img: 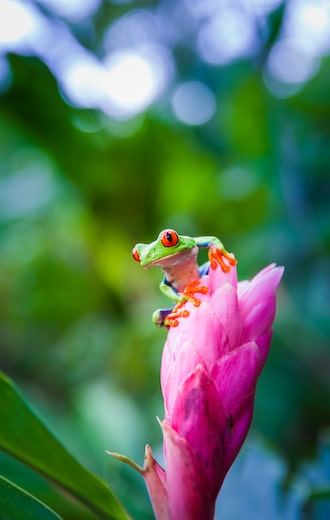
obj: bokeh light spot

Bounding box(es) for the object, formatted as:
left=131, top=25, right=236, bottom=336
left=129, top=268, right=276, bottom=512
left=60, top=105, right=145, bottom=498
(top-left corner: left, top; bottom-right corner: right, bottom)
left=264, top=38, right=320, bottom=97
left=267, top=40, right=319, bottom=84
left=197, top=7, right=258, bottom=65
left=38, top=0, right=102, bottom=20
left=285, top=0, right=330, bottom=56
left=101, top=46, right=173, bottom=119
left=219, top=167, right=259, bottom=201
left=104, top=9, right=174, bottom=50
left=58, top=52, right=105, bottom=108
left=240, top=0, right=283, bottom=15
left=0, top=168, right=55, bottom=219
left=171, top=81, right=216, bottom=126
left=0, top=0, right=40, bottom=50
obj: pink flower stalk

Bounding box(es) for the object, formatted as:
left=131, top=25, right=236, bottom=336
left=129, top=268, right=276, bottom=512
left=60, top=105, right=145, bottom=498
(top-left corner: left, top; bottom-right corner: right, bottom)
left=110, top=262, right=283, bottom=520
left=144, top=262, right=283, bottom=520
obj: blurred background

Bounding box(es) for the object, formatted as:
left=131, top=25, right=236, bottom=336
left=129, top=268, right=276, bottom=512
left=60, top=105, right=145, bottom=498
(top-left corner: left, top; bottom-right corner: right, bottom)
left=0, top=0, right=329, bottom=518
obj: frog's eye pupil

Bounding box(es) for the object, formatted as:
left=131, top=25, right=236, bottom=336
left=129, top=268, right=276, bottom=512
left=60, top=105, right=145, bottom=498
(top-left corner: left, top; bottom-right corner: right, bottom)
left=132, top=247, right=140, bottom=262
left=160, top=229, right=179, bottom=247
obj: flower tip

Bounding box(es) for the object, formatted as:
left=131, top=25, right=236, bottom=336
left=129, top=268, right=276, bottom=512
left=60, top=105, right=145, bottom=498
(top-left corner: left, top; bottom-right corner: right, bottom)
left=156, top=415, right=163, bottom=427
left=144, top=444, right=156, bottom=471
left=106, top=450, right=144, bottom=474
left=270, top=264, right=285, bottom=287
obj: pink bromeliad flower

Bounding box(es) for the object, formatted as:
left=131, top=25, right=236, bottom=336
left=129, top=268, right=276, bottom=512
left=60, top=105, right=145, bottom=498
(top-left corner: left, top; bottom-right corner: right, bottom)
left=111, top=232, right=283, bottom=520
left=157, top=262, right=283, bottom=519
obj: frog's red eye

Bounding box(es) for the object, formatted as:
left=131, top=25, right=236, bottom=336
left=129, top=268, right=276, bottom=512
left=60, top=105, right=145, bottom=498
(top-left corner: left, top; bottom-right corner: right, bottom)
left=160, top=229, right=179, bottom=248
left=132, top=247, right=140, bottom=262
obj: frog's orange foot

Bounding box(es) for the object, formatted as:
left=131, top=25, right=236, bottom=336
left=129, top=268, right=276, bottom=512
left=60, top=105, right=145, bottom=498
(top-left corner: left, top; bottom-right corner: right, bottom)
left=182, top=280, right=208, bottom=307
left=164, top=282, right=209, bottom=327
left=164, top=303, right=190, bottom=327
left=208, top=246, right=237, bottom=273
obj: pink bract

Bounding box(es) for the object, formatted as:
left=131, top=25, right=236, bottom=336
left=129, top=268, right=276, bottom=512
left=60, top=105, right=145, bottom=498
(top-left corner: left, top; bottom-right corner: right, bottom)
left=145, top=262, right=283, bottom=520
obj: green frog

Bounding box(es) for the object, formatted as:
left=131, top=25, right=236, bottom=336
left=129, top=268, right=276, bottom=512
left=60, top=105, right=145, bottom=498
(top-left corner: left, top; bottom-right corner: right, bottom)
left=132, top=229, right=236, bottom=327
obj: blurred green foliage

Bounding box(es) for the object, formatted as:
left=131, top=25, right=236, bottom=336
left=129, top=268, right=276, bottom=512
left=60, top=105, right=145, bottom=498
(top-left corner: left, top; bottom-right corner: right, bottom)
left=0, top=372, right=129, bottom=520
left=0, top=0, right=330, bottom=518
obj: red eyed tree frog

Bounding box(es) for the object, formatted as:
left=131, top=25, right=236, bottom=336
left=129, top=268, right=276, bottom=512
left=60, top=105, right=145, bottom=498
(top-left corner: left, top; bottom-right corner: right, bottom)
left=132, top=229, right=237, bottom=328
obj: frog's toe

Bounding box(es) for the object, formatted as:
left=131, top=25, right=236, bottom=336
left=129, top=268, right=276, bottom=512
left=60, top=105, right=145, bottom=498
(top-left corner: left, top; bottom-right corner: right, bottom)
left=208, top=246, right=237, bottom=273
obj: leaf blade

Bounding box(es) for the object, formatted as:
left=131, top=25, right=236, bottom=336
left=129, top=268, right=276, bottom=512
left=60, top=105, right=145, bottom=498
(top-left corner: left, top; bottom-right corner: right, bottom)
left=0, top=372, right=130, bottom=520
left=0, top=475, right=62, bottom=520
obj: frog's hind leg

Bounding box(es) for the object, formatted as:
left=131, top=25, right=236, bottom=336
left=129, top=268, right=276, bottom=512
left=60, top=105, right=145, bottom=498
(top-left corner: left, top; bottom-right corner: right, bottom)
left=152, top=308, right=174, bottom=327
left=157, top=302, right=190, bottom=328
left=153, top=305, right=190, bottom=328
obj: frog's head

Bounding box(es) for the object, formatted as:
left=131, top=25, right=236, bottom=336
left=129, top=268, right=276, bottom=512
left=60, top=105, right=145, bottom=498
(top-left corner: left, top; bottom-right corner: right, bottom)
left=132, top=229, right=196, bottom=268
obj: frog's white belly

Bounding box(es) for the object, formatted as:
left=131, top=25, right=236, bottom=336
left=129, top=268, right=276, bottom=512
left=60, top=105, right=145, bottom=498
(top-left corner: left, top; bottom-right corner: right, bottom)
left=153, top=247, right=200, bottom=293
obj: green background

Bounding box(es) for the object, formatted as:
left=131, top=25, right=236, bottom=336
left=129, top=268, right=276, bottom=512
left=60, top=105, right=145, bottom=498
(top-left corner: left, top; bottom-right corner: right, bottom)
left=0, top=1, right=329, bottom=518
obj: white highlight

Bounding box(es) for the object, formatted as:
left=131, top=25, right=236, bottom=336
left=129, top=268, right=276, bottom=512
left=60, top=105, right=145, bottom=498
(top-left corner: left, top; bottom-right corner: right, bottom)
left=0, top=1, right=173, bottom=118
left=0, top=0, right=41, bottom=50
left=284, top=0, right=330, bottom=55
left=58, top=53, right=105, bottom=108
left=1, top=0, right=330, bottom=109
left=100, top=46, right=173, bottom=119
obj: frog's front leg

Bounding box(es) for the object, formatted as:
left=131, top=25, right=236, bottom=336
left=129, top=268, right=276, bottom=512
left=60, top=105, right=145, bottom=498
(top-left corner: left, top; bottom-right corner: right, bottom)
left=155, top=279, right=208, bottom=327
left=196, top=236, right=237, bottom=273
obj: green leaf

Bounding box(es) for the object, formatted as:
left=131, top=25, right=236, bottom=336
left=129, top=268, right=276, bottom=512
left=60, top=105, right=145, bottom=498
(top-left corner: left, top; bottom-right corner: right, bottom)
left=0, top=475, right=62, bottom=520
left=0, top=372, right=130, bottom=520
left=308, top=487, right=330, bottom=502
